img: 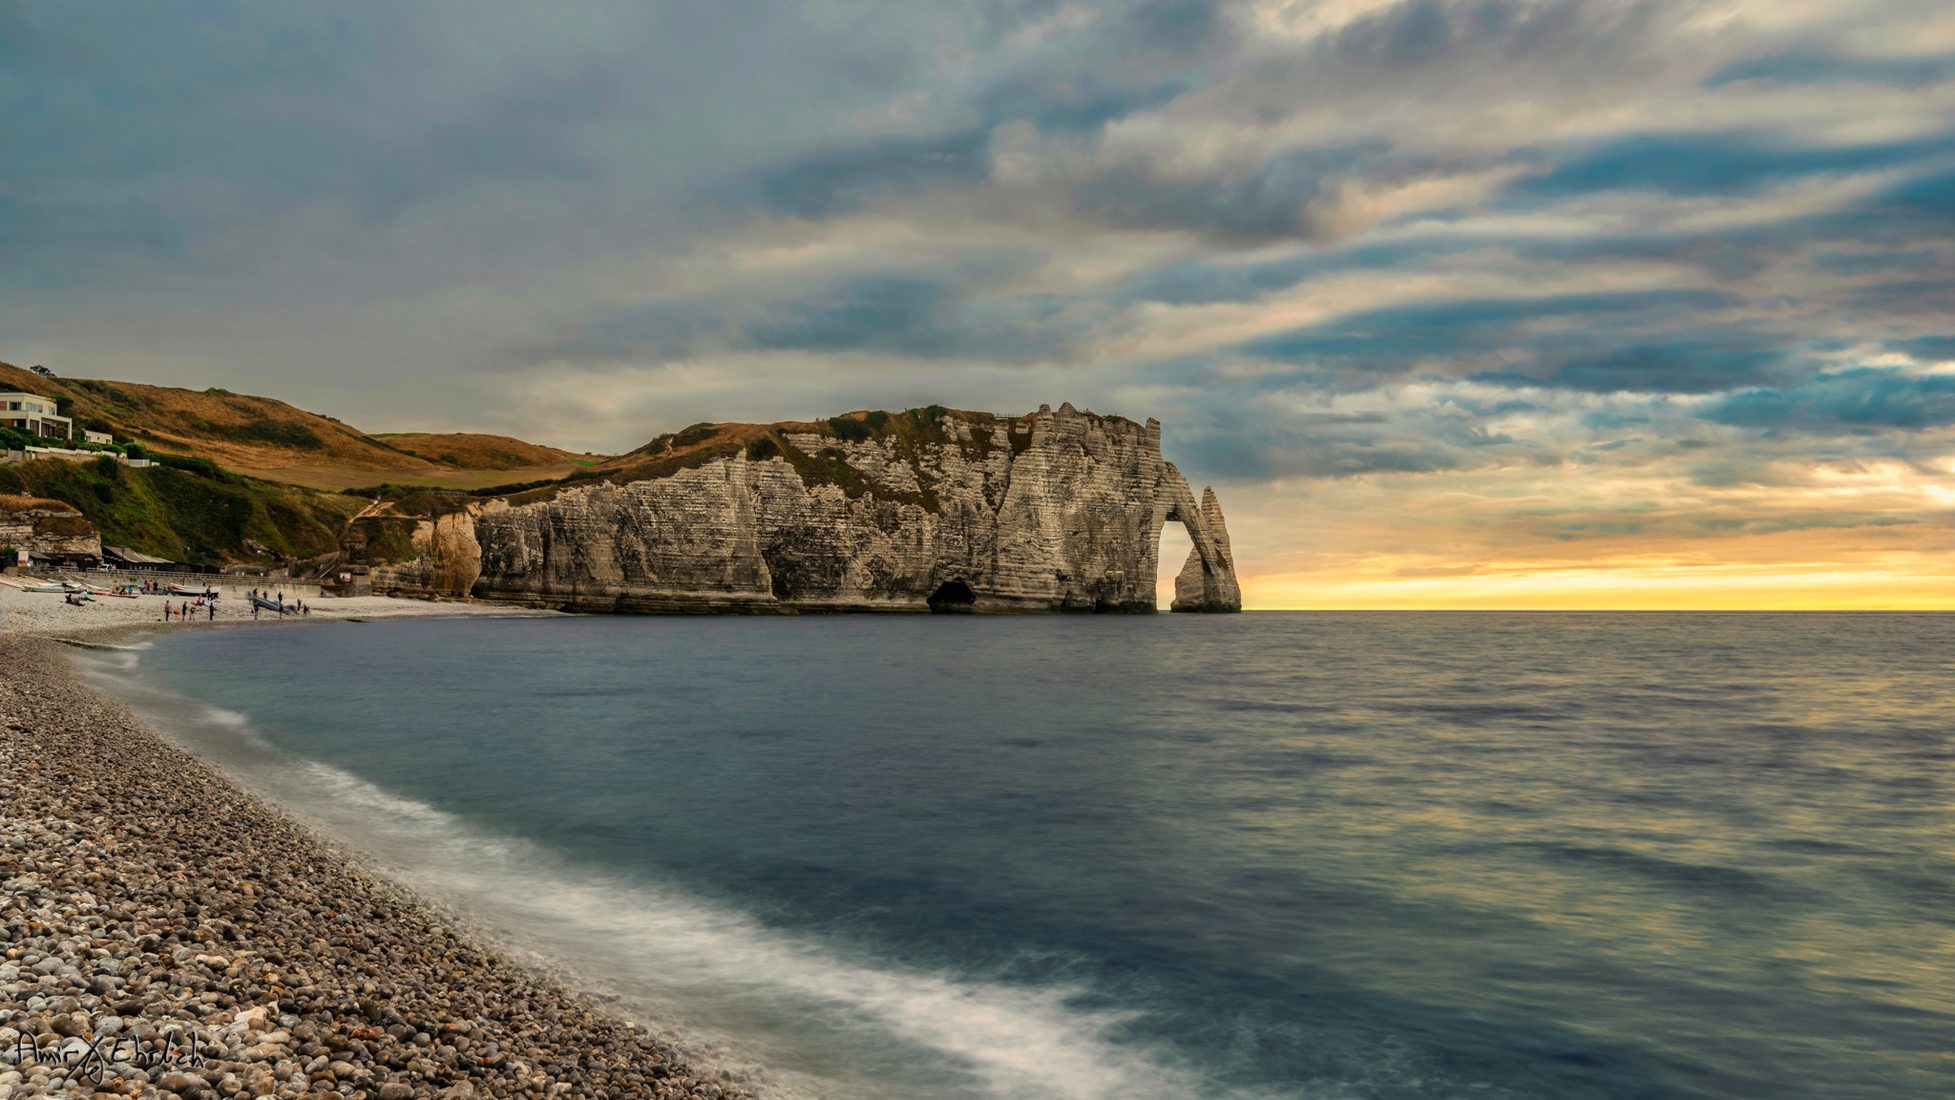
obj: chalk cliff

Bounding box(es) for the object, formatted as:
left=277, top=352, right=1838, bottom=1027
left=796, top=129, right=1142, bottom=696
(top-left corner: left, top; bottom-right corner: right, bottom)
left=354, top=404, right=1241, bottom=613
left=0, top=495, right=101, bottom=561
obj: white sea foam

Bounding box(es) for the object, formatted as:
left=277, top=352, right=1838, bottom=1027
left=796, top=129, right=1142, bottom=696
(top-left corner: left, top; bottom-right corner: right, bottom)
left=198, top=704, right=275, bottom=748
left=283, top=756, right=1264, bottom=1100
left=73, top=653, right=270, bottom=752
left=76, top=645, right=146, bottom=674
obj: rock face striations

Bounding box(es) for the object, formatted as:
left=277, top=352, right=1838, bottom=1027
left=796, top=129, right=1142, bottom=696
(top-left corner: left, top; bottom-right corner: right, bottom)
left=355, top=404, right=1241, bottom=613
left=0, top=495, right=101, bottom=562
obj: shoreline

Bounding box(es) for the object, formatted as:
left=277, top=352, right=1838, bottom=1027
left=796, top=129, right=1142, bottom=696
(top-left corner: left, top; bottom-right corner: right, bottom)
left=0, top=583, right=566, bottom=647
left=0, top=599, right=762, bottom=1098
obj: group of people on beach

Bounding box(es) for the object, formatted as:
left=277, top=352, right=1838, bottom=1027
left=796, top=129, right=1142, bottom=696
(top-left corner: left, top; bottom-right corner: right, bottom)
left=150, top=587, right=316, bottom=622
left=247, top=587, right=310, bottom=618
left=161, top=597, right=216, bottom=622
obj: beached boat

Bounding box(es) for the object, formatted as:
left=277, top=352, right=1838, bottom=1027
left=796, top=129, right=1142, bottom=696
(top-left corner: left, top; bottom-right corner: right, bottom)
left=22, top=581, right=85, bottom=594
left=168, top=583, right=220, bottom=598
left=250, top=594, right=294, bottom=614
left=89, top=582, right=143, bottom=599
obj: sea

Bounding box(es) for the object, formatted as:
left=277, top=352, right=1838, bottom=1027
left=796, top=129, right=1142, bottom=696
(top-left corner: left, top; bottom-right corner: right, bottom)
left=79, top=612, right=1955, bottom=1100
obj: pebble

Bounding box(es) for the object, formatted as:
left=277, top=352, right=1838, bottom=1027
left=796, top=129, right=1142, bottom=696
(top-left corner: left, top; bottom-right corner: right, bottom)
left=0, top=634, right=762, bottom=1098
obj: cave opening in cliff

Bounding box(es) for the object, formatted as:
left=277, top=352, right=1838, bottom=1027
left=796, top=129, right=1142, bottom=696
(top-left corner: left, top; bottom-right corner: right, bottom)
left=927, top=579, right=977, bottom=613
left=1157, top=521, right=1193, bottom=609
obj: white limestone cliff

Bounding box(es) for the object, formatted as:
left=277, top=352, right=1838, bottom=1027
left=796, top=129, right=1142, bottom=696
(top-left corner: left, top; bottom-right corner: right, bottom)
left=360, top=405, right=1242, bottom=613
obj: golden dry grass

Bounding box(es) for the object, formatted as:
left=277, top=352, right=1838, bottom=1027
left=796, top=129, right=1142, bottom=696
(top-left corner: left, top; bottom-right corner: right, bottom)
left=231, top=462, right=589, bottom=492
left=371, top=432, right=594, bottom=470
left=0, top=493, right=81, bottom=514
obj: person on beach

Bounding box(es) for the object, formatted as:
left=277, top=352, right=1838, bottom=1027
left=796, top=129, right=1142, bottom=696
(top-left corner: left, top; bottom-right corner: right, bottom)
left=163, top=600, right=171, bottom=621
left=208, top=601, right=215, bottom=622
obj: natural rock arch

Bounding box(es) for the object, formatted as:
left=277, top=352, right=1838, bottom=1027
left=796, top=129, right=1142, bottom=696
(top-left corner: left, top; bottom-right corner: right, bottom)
left=1156, top=472, right=1242, bottom=613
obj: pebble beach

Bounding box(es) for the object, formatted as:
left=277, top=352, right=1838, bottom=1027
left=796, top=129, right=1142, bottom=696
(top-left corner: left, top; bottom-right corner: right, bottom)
left=0, top=586, right=759, bottom=1099
left=0, top=583, right=545, bottom=637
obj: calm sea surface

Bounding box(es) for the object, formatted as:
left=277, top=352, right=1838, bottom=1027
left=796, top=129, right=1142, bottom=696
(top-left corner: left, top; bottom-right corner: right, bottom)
left=87, top=613, right=1955, bottom=1099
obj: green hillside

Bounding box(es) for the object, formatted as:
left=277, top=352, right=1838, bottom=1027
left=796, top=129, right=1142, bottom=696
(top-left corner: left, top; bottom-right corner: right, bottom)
left=0, top=455, right=364, bottom=565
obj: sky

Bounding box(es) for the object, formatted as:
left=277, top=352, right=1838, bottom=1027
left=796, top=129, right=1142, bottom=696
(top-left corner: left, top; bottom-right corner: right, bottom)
left=5, top=0, right=1955, bottom=608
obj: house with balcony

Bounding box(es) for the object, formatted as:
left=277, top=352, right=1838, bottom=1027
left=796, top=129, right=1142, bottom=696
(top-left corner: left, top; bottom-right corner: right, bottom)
left=0, top=392, right=72, bottom=441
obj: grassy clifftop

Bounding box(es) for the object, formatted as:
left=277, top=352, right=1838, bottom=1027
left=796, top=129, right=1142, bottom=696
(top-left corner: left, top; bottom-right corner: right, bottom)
left=470, top=405, right=1018, bottom=512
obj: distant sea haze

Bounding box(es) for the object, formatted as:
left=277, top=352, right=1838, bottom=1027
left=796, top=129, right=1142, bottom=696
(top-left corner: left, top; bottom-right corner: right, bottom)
left=89, top=612, right=1955, bottom=1100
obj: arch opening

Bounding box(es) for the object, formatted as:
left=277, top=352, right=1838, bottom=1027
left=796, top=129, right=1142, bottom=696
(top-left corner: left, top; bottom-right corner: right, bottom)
left=927, top=579, right=977, bottom=613
left=1156, top=520, right=1194, bottom=610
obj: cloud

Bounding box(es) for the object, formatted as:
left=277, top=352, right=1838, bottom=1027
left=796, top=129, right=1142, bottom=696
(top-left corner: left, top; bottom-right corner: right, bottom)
left=1872, top=169, right=1955, bottom=224
left=743, top=274, right=1087, bottom=361
left=1698, top=367, right=1955, bottom=433
left=1164, top=395, right=1516, bottom=480
left=1236, top=288, right=1805, bottom=393
left=1506, top=131, right=1955, bottom=200
left=1115, top=238, right=1462, bottom=305
left=1306, top=0, right=1688, bottom=75
left=1897, top=336, right=1955, bottom=362
left=750, top=131, right=995, bottom=220
left=1705, top=47, right=1955, bottom=89
left=1063, top=140, right=1434, bottom=245
left=1536, top=335, right=1796, bottom=394
left=528, top=265, right=1100, bottom=368
left=1810, top=249, right=1943, bottom=275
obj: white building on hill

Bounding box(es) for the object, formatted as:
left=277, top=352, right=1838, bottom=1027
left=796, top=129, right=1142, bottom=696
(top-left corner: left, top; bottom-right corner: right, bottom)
left=0, top=392, right=72, bottom=441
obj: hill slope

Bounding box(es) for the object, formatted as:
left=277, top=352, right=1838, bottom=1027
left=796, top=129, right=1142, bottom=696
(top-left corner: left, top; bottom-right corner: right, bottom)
left=0, top=362, right=607, bottom=492
left=373, top=432, right=590, bottom=470
left=0, top=361, right=435, bottom=471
